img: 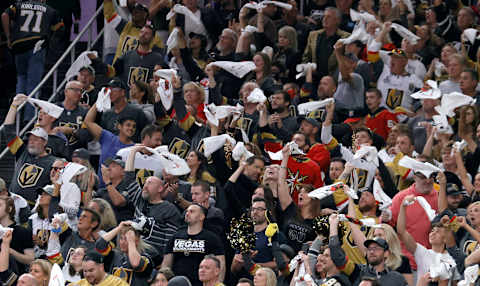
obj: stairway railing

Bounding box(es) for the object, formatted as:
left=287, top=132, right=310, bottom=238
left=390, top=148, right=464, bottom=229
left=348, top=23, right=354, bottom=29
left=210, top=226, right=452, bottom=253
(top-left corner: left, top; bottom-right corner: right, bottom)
left=0, top=3, right=105, bottom=160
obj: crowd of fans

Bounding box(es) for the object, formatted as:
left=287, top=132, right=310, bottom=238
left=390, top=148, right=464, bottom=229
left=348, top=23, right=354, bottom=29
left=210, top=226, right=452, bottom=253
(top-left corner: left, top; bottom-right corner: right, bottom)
left=2, top=0, right=480, bottom=285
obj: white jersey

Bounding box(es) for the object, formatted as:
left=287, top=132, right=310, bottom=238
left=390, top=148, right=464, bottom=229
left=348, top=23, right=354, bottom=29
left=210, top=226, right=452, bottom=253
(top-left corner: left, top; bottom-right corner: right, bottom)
left=377, top=52, right=423, bottom=112
left=29, top=213, right=51, bottom=258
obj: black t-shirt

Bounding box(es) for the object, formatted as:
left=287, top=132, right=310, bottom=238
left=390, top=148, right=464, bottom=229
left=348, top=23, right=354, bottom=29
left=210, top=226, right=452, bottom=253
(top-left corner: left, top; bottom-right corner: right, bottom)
left=279, top=202, right=316, bottom=252
left=165, top=228, right=224, bottom=286
left=9, top=223, right=33, bottom=274
left=396, top=255, right=413, bottom=274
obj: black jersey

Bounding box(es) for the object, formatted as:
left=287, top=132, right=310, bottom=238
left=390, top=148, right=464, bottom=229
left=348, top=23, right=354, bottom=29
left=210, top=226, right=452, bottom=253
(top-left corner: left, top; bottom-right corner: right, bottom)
left=5, top=1, right=63, bottom=53
left=3, top=124, right=57, bottom=204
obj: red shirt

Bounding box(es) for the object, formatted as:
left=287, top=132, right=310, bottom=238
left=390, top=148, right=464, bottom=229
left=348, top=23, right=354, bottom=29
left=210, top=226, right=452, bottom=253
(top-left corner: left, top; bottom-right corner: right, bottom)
left=306, top=143, right=330, bottom=172
left=366, top=107, right=398, bottom=140
left=287, top=156, right=324, bottom=204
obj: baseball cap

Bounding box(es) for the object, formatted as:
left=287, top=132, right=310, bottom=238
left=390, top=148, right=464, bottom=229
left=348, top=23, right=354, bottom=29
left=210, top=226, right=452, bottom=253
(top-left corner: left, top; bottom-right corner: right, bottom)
left=36, top=185, right=55, bottom=196
left=388, top=48, right=407, bottom=59
left=79, top=65, right=95, bottom=76
left=279, top=244, right=296, bottom=259
left=364, top=237, right=389, bottom=251
left=133, top=3, right=149, bottom=14
left=343, top=109, right=368, bottom=124
left=446, top=183, right=464, bottom=196
left=189, top=32, right=206, bottom=39
left=27, top=127, right=48, bottom=141
left=106, top=78, right=127, bottom=90
left=298, top=116, right=320, bottom=128
left=72, top=148, right=90, bottom=160
left=104, top=157, right=125, bottom=168
left=83, top=250, right=104, bottom=264
left=168, top=276, right=192, bottom=286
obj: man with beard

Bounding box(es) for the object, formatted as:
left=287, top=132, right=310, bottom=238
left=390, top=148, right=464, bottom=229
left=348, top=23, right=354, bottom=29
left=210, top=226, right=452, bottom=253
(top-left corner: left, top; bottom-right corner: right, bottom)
left=313, top=248, right=351, bottom=286
left=72, top=251, right=128, bottom=286
left=329, top=214, right=407, bottom=286
left=231, top=198, right=283, bottom=277
left=125, top=145, right=183, bottom=255
left=2, top=95, right=57, bottom=206
left=267, top=91, right=298, bottom=143
left=162, top=204, right=225, bottom=286
left=103, top=0, right=164, bottom=64
left=91, top=23, right=167, bottom=90
left=337, top=181, right=381, bottom=265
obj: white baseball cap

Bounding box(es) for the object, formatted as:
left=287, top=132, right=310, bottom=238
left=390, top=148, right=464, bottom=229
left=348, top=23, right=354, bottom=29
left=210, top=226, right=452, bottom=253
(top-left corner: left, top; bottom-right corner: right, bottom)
left=27, top=127, right=48, bottom=141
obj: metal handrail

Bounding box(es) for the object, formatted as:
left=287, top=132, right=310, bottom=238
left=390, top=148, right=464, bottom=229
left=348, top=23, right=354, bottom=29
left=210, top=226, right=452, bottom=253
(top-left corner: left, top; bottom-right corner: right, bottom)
left=0, top=3, right=105, bottom=160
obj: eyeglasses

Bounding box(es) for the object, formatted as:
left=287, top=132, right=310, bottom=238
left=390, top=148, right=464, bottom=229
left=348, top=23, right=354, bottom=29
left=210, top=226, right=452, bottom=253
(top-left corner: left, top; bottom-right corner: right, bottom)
left=251, top=207, right=267, bottom=212
left=68, top=87, right=85, bottom=93
left=366, top=247, right=384, bottom=252
left=52, top=167, right=64, bottom=171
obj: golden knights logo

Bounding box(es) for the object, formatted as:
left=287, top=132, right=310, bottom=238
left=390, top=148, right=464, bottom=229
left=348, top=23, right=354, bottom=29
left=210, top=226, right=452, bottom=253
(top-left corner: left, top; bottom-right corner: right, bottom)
left=120, top=35, right=139, bottom=56
left=59, top=122, right=81, bottom=145
left=237, top=117, right=253, bottom=137
left=18, top=163, right=44, bottom=188
left=386, top=89, right=404, bottom=110
left=135, top=168, right=154, bottom=188
left=286, top=169, right=308, bottom=195
left=169, top=137, right=191, bottom=159
left=128, top=67, right=149, bottom=87
left=307, top=109, right=324, bottom=121
left=345, top=169, right=367, bottom=191
left=112, top=267, right=133, bottom=284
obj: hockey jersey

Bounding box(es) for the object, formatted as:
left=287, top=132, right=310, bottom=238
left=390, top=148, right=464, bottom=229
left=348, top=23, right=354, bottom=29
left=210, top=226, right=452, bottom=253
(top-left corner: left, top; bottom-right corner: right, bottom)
left=6, top=1, right=63, bottom=53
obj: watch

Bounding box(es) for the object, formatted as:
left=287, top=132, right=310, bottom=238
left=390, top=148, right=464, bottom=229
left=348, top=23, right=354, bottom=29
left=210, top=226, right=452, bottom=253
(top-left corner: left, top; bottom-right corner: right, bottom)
left=106, top=182, right=113, bottom=186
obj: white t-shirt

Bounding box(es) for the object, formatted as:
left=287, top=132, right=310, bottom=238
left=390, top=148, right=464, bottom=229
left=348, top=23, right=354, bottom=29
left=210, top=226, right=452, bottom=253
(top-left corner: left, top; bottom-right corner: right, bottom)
left=414, top=243, right=459, bottom=283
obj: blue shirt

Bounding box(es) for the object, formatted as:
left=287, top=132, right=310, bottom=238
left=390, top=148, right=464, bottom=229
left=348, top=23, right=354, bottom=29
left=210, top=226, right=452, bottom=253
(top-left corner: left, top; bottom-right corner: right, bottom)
left=98, top=129, right=133, bottom=186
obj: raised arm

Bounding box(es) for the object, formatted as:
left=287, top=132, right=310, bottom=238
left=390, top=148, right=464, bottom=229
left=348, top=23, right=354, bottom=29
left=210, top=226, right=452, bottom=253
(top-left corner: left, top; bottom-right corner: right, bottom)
left=453, top=149, right=475, bottom=195
left=3, top=94, right=27, bottom=125
left=437, top=172, right=448, bottom=213
left=334, top=41, right=351, bottom=81
left=278, top=146, right=293, bottom=210
left=397, top=195, right=418, bottom=254
left=84, top=104, right=103, bottom=141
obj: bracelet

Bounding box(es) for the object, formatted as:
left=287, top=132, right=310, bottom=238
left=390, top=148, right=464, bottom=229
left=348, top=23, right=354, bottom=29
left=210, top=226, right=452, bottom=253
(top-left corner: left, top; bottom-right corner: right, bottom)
left=11, top=105, right=17, bottom=110
left=280, top=166, right=287, bottom=169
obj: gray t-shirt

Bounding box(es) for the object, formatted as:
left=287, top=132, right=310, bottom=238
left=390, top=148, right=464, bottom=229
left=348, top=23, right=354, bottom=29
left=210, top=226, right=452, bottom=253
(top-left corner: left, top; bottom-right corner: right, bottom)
left=334, top=72, right=365, bottom=111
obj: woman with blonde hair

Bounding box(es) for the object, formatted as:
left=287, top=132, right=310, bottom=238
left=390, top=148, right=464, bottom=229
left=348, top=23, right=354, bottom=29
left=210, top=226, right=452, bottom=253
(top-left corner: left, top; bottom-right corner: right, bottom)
left=253, top=267, right=277, bottom=286
left=29, top=259, right=52, bottom=286
left=273, top=26, right=299, bottom=83
left=350, top=223, right=413, bottom=285
left=88, top=198, right=118, bottom=231
left=181, top=81, right=207, bottom=123
left=95, top=221, right=154, bottom=285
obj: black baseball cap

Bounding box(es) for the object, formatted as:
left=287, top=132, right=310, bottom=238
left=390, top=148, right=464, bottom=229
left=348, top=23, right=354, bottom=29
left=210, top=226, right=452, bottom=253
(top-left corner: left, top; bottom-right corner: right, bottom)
left=364, top=237, right=389, bottom=251
left=72, top=148, right=90, bottom=160
left=445, top=171, right=464, bottom=196
left=106, top=78, right=127, bottom=90
left=133, top=3, right=149, bottom=14
left=189, top=32, right=206, bottom=39
left=83, top=250, right=104, bottom=264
